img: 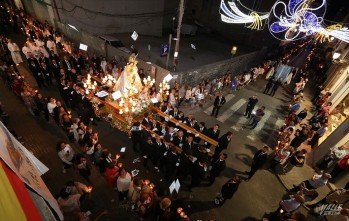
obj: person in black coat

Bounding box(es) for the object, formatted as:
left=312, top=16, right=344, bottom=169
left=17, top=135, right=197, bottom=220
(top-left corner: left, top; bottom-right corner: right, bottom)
left=50, top=59, right=61, bottom=83
left=269, top=78, right=281, bottom=97
left=209, top=153, right=227, bottom=185
left=244, top=95, right=258, bottom=118
left=163, top=146, right=179, bottom=182
left=211, top=92, right=226, bottom=118
left=206, top=124, right=220, bottom=148
left=172, top=130, right=185, bottom=148
left=188, top=159, right=207, bottom=191
left=141, top=136, right=154, bottom=169
left=263, top=78, right=274, bottom=94
left=290, top=128, right=310, bottom=149
left=194, top=122, right=207, bottom=143
left=177, top=150, right=194, bottom=183
left=130, top=122, right=142, bottom=153
left=214, top=132, right=233, bottom=158
left=29, top=60, right=46, bottom=88
left=40, top=62, right=53, bottom=86
left=216, top=176, right=242, bottom=206
left=182, top=135, right=196, bottom=152
left=245, top=145, right=269, bottom=181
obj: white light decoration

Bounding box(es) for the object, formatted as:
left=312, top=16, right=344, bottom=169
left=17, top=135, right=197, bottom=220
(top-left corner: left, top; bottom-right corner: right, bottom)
left=219, top=0, right=349, bottom=44
left=219, top=0, right=269, bottom=30
left=268, top=0, right=327, bottom=41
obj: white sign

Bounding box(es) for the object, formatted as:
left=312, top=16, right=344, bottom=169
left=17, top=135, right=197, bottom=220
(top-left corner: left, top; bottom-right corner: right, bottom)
left=79, top=43, right=88, bottom=51
left=131, top=31, right=138, bottom=41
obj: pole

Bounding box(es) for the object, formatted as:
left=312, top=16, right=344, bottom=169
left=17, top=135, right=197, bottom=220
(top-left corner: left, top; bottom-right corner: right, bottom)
left=172, top=0, right=184, bottom=72
left=166, top=34, right=172, bottom=69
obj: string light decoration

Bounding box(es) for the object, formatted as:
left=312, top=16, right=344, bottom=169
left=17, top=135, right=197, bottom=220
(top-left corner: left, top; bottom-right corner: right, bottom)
left=268, top=0, right=327, bottom=41
left=315, top=24, right=342, bottom=43
left=219, top=0, right=269, bottom=30
left=219, top=0, right=349, bottom=43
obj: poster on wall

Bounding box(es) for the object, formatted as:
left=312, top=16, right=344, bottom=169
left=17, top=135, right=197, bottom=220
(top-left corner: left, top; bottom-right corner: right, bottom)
left=0, top=122, right=63, bottom=220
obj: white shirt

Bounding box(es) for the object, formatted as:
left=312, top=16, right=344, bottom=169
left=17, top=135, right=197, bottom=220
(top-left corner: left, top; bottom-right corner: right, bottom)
left=117, top=173, right=132, bottom=191
left=308, top=175, right=328, bottom=188
left=47, top=102, right=57, bottom=114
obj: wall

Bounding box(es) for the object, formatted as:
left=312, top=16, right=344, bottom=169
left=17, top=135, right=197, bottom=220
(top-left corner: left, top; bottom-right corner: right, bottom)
left=55, top=21, right=170, bottom=84
left=175, top=47, right=267, bottom=86
left=21, top=0, right=55, bottom=25
left=54, top=0, right=164, bottom=37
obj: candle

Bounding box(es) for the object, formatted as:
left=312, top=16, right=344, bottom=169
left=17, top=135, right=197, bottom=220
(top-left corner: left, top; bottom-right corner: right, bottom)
left=119, top=109, right=123, bottom=114
left=177, top=208, right=183, bottom=214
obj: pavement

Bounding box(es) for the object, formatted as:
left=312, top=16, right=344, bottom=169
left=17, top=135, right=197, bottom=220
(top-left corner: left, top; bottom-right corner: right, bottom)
left=0, top=30, right=342, bottom=221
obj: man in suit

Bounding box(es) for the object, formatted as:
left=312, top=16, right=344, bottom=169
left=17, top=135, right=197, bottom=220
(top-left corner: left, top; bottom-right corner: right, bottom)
left=211, top=92, right=226, bottom=118
left=177, top=150, right=194, bottom=183
left=214, top=132, right=233, bottom=158
left=62, top=55, right=73, bottom=81
left=27, top=53, right=39, bottom=67
left=163, top=146, right=179, bottom=181
left=130, top=122, right=142, bottom=153
left=194, top=122, right=207, bottom=143
left=152, top=136, right=163, bottom=171
left=29, top=61, right=46, bottom=89
left=141, top=113, right=150, bottom=126
left=40, top=62, right=53, bottom=86
left=173, top=130, right=185, bottom=148
left=183, top=135, right=196, bottom=152
left=169, top=106, right=179, bottom=118
left=188, top=159, right=207, bottom=191
left=50, top=59, right=61, bottom=83
left=207, top=124, right=220, bottom=141
left=209, top=153, right=227, bottom=185
left=150, top=119, right=160, bottom=133
left=244, top=95, right=258, bottom=118
left=49, top=50, right=60, bottom=64
left=245, top=145, right=269, bottom=181
left=141, top=136, right=154, bottom=169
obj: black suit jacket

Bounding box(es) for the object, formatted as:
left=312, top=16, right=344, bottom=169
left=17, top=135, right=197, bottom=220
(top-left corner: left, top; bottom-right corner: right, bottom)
left=218, top=134, right=231, bottom=150
left=214, top=96, right=226, bottom=107
left=210, top=158, right=226, bottom=177
left=172, top=135, right=185, bottom=147
left=252, top=150, right=268, bottom=168
left=207, top=128, right=220, bottom=141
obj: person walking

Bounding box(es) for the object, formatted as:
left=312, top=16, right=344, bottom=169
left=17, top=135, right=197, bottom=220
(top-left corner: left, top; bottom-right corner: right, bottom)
left=245, top=145, right=269, bottom=181
left=269, top=78, right=281, bottom=97
left=214, top=176, right=242, bottom=206
left=248, top=106, right=265, bottom=129
left=211, top=92, right=226, bottom=118
left=263, top=78, right=274, bottom=94
left=214, top=132, right=233, bottom=158
left=244, top=95, right=258, bottom=118
left=209, top=153, right=227, bottom=185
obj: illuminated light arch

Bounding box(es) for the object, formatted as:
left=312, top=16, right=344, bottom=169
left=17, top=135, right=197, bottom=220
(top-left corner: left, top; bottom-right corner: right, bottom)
left=219, top=0, right=269, bottom=30
left=219, top=0, right=349, bottom=43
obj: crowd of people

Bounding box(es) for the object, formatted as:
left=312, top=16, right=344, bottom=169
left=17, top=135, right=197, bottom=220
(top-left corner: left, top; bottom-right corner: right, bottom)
left=0, top=3, right=348, bottom=221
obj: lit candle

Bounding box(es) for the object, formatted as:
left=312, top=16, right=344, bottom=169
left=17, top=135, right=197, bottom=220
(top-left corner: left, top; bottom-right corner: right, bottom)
left=119, top=109, right=123, bottom=114
left=177, top=208, right=183, bottom=214
left=125, top=107, right=129, bottom=113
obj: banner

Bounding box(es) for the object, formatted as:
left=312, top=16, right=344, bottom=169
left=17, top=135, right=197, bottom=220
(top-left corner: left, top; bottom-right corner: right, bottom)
left=0, top=122, right=63, bottom=220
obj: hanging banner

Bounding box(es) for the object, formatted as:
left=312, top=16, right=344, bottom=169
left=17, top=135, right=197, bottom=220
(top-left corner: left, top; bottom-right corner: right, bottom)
left=0, top=122, right=63, bottom=220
